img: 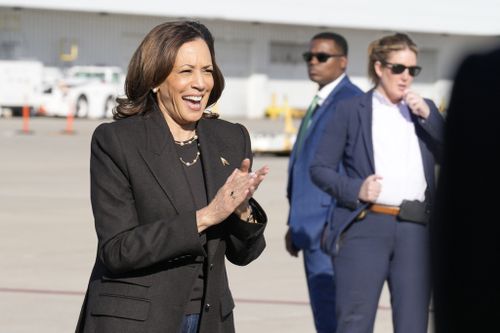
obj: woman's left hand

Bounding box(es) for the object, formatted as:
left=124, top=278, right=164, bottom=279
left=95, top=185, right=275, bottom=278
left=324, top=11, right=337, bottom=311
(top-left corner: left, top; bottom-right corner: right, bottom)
left=404, top=90, right=430, bottom=119
left=196, top=159, right=269, bottom=231
left=233, top=159, right=269, bottom=219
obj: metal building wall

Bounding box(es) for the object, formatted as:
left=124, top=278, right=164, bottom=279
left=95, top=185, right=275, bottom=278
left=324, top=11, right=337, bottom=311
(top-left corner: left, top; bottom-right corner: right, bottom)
left=1, top=7, right=498, bottom=117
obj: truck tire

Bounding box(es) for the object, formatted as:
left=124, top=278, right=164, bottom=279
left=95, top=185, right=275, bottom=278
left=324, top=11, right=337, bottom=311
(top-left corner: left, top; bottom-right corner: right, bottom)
left=103, top=96, right=115, bottom=119
left=75, top=95, right=89, bottom=118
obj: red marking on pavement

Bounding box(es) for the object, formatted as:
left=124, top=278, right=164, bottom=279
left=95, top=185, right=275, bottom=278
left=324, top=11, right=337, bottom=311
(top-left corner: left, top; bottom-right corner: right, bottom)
left=0, top=287, right=84, bottom=296
left=235, top=298, right=309, bottom=306
left=0, top=287, right=393, bottom=310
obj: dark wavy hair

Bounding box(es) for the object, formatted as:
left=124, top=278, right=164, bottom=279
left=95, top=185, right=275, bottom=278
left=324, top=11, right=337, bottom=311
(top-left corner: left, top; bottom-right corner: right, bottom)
left=368, top=33, right=418, bottom=86
left=114, top=21, right=225, bottom=120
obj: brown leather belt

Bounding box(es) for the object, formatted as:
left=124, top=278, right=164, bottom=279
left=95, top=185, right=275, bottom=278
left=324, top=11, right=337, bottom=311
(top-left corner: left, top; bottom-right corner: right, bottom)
left=369, top=204, right=400, bottom=216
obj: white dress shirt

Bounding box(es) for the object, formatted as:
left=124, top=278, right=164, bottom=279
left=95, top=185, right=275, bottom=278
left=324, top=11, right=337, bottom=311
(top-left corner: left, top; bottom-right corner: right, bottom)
left=315, top=73, right=346, bottom=107
left=371, top=91, right=427, bottom=206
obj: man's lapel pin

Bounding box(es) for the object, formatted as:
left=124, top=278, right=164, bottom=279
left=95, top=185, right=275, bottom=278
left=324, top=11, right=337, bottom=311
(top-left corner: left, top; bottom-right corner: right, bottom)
left=220, top=157, right=230, bottom=166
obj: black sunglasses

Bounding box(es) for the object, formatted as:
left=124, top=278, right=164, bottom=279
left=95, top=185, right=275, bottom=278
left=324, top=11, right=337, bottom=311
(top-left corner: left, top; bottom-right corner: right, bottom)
left=302, top=52, right=344, bottom=63
left=381, top=61, right=422, bottom=77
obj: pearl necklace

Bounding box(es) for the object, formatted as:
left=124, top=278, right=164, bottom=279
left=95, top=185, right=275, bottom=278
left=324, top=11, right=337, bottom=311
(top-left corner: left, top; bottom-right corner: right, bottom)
left=179, top=151, right=200, bottom=167
left=174, top=134, right=198, bottom=146
left=175, top=131, right=200, bottom=167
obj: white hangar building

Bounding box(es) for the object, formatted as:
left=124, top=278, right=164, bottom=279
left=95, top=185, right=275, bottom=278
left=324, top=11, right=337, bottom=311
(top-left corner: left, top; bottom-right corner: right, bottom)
left=0, top=0, right=499, bottom=117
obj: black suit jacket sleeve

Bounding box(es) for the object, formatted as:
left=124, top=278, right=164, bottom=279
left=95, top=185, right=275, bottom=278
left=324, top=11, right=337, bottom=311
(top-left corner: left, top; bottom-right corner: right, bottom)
left=90, top=123, right=205, bottom=274
left=414, top=99, right=445, bottom=164
left=224, top=124, right=267, bottom=266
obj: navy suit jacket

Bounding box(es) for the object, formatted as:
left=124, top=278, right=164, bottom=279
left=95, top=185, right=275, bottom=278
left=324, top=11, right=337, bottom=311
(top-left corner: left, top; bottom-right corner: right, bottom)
left=287, top=75, right=362, bottom=250
left=310, top=90, right=444, bottom=255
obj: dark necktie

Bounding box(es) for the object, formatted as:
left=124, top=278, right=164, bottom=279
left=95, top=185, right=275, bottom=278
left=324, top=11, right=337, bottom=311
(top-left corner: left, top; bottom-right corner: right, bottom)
left=295, top=95, right=319, bottom=155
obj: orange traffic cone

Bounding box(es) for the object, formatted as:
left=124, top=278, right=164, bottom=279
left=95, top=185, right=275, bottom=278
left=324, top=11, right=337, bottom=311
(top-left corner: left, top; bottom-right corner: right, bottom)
left=62, top=106, right=75, bottom=135
left=20, top=104, right=33, bottom=134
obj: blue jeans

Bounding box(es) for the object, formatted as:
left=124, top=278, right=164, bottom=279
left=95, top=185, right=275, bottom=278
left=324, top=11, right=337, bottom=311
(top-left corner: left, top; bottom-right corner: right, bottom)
left=180, top=313, right=200, bottom=333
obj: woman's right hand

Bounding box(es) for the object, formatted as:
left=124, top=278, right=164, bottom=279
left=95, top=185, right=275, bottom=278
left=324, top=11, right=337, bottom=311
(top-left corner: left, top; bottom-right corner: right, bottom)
left=358, top=174, right=382, bottom=203
left=196, top=159, right=268, bottom=232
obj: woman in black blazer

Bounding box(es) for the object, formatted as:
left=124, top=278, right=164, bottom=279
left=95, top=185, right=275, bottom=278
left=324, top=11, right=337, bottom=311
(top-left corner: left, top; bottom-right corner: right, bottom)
left=76, top=21, right=269, bottom=333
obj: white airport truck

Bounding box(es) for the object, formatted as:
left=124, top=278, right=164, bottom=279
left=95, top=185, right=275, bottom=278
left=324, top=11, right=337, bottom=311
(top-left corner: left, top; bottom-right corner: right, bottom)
left=0, top=60, right=44, bottom=117
left=41, top=65, right=124, bottom=119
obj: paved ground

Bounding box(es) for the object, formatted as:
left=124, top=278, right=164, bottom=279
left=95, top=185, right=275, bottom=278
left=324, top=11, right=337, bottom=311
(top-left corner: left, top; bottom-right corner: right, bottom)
left=0, top=116, right=430, bottom=332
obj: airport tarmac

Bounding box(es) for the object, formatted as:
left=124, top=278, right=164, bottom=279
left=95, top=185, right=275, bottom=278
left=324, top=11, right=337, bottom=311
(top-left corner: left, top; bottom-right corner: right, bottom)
left=0, top=116, right=430, bottom=332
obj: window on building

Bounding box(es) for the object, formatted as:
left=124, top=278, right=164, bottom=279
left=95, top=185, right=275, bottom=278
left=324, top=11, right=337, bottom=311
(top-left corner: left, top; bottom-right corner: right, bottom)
left=268, top=41, right=308, bottom=79
left=270, top=42, right=308, bottom=64
left=0, top=40, right=21, bottom=59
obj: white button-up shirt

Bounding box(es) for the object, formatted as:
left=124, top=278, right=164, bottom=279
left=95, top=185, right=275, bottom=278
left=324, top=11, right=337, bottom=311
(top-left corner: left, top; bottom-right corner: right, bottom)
left=371, top=91, right=427, bottom=206
left=315, top=73, right=346, bottom=107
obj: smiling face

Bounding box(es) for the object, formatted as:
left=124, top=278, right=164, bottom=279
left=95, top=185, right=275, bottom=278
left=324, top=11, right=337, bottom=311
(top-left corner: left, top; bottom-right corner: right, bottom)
left=375, top=47, right=417, bottom=103
left=156, top=38, right=214, bottom=130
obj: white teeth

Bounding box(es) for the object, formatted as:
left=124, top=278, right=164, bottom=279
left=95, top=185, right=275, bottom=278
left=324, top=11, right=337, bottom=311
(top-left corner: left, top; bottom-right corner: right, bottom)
left=184, top=96, right=202, bottom=102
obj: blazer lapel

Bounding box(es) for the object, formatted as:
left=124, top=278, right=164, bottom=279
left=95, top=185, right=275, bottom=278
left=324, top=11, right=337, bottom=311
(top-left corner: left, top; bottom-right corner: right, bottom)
left=410, top=111, right=434, bottom=193
left=358, top=90, right=375, bottom=172
left=197, top=119, right=232, bottom=260
left=139, top=113, right=235, bottom=261
left=196, top=118, right=229, bottom=202
left=305, top=76, right=349, bottom=140
left=138, top=108, right=195, bottom=214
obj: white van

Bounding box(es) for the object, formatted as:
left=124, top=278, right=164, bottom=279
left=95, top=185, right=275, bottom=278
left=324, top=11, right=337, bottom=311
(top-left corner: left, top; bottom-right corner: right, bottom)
left=0, top=60, right=44, bottom=117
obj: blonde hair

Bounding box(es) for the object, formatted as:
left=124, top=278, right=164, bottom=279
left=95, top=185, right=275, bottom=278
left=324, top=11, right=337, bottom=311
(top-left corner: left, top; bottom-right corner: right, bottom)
left=368, top=33, right=418, bottom=86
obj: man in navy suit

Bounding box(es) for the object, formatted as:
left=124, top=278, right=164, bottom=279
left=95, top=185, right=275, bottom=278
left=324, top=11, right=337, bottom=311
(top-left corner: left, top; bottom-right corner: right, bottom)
left=310, top=33, right=444, bottom=333
left=285, top=32, right=362, bottom=333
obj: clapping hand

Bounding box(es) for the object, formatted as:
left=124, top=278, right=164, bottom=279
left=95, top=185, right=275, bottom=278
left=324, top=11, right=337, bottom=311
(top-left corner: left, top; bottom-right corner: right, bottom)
left=196, top=159, right=269, bottom=232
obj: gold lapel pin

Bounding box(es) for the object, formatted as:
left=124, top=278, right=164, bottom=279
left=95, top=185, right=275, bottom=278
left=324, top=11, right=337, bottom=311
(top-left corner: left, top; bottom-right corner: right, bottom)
left=220, top=157, right=230, bottom=166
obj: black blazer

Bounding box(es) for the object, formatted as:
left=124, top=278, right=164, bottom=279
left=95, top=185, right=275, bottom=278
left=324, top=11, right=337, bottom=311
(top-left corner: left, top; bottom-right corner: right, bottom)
left=76, top=106, right=267, bottom=333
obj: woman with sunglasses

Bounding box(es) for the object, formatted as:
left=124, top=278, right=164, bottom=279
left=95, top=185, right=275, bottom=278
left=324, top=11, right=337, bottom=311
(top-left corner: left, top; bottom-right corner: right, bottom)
left=310, top=33, right=444, bottom=333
